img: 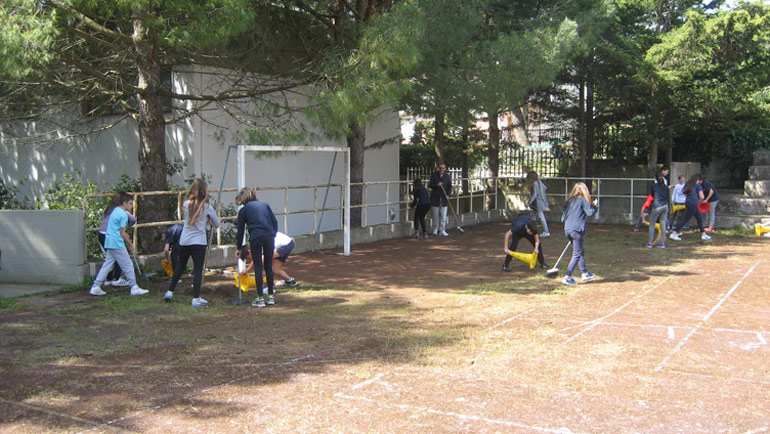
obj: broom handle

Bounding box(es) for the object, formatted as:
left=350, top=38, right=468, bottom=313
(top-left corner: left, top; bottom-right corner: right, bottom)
left=553, top=240, right=572, bottom=268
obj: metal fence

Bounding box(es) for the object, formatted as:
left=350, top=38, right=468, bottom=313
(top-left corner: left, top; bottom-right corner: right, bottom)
left=83, top=175, right=656, bottom=258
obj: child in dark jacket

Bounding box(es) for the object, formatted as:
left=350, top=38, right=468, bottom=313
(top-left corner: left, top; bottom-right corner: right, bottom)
left=235, top=187, right=278, bottom=308
left=408, top=179, right=432, bottom=238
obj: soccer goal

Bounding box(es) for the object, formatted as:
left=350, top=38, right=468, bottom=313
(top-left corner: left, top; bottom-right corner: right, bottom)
left=216, top=144, right=351, bottom=256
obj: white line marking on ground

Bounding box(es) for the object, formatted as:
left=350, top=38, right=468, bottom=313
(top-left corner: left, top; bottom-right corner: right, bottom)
left=351, top=372, right=387, bottom=390
left=654, top=261, right=760, bottom=373
left=528, top=316, right=769, bottom=336
left=565, top=277, right=670, bottom=343
left=334, top=393, right=587, bottom=434
left=488, top=308, right=537, bottom=330
left=741, top=427, right=769, bottom=434
left=667, top=369, right=770, bottom=386
left=668, top=327, right=675, bottom=340
left=757, top=332, right=767, bottom=345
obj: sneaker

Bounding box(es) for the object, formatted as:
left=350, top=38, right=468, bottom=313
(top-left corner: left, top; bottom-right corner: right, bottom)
left=501, top=264, right=512, bottom=272
left=581, top=272, right=596, bottom=282
left=163, top=290, right=173, bottom=301
left=440, top=231, right=449, bottom=237
left=112, top=277, right=130, bottom=287
left=129, top=285, right=149, bottom=296
left=633, top=227, right=640, bottom=232
left=414, top=231, right=421, bottom=238
left=701, top=233, right=712, bottom=241
left=669, top=233, right=682, bottom=241
left=432, top=230, right=438, bottom=236
left=562, top=275, right=578, bottom=285
left=266, top=295, right=275, bottom=305
left=422, top=232, right=429, bottom=239
left=275, top=279, right=286, bottom=287
left=645, top=243, right=654, bottom=248
left=191, top=297, right=208, bottom=307
left=656, top=243, right=666, bottom=249
left=103, top=280, right=114, bottom=287
left=705, top=226, right=714, bottom=232
left=541, top=232, right=551, bottom=238
left=90, top=286, right=106, bottom=296
left=540, top=263, right=549, bottom=269
left=252, top=297, right=266, bottom=308
left=286, top=278, right=299, bottom=287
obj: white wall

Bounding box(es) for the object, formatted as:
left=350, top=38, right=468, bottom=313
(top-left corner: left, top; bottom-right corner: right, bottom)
left=0, top=66, right=401, bottom=236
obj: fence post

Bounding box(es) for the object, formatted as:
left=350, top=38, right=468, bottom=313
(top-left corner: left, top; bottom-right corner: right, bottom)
left=629, top=179, right=634, bottom=221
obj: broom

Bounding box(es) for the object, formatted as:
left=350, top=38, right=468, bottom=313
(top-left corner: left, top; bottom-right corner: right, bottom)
left=545, top=240, right=571, bottom=277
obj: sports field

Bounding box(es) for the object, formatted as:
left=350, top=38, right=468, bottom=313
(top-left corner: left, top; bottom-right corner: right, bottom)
left=0, top=222, right=768, bottom=433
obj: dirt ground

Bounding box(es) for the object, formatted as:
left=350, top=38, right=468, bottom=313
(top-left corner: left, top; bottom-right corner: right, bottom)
left=1, top=222, right=768, bottom=433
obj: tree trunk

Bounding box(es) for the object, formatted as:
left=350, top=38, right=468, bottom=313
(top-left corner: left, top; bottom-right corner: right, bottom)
left=133, top=13, right=168, bottom=253
left=578, top=80, right=586, bottom=178
left=511, top=105, right=529, bottom=147
left=486, top=110, right=500, bottom=211
left=585, top=69, right=595, bottom=162
left=347, top=120, right=366, bottom=227
left=433, top=112, right=446, bottom=166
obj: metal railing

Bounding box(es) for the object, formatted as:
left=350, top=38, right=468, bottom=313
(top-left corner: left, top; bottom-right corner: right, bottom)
left=83, top=175, right=655, bottom=258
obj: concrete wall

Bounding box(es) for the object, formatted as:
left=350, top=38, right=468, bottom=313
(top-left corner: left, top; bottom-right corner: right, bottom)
left=0, top=210, right=87, bottom=284
left=1, top=66, right=401, bottom=235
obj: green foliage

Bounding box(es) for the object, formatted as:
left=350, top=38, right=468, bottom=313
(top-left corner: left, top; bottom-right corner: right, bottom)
left=0, top=178, right=23, bottom=210
left=719, top=129, right=770, bottom=178
left=401, top=120, right=487, bottom=171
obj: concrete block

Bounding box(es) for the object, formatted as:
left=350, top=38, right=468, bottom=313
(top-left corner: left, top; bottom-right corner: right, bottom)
left=752, top=151, right=770, bottom=166
left=748, top=166, right=770, bottom=180
left=718, top=196, right=769, bottom=215
left=744, top=180, right=770, bottom=197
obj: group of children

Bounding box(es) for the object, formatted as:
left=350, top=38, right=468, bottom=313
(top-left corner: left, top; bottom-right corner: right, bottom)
left=90, top=180, right=299, bottom=308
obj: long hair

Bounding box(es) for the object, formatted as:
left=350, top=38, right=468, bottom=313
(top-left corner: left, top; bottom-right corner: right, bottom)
left=682, top=173, right=702, bottom=195
left=185, top=178, right=209, bottom=225
left=525, top=171, right=539, bottom=191
left=654, top=172, right=665, bottom=185
left=235, top=187, right=257, bottom=206
left=103, top=191, right=132, bottom=217
left=566, top=182, right=592, bottom=206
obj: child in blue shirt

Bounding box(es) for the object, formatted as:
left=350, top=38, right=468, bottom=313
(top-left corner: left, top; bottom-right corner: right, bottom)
left=90, top=192, right=148, bottom=296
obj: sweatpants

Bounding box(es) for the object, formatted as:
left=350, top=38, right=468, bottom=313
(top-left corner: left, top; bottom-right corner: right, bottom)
left=93, top=248, right=136, bottom=288
left=673, top=203, right=705, bottom=233
left=648, top=205, right=668, bottom=244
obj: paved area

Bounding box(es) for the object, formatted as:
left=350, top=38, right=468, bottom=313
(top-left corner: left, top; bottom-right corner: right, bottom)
left=0, top=283, right=66, bottom=298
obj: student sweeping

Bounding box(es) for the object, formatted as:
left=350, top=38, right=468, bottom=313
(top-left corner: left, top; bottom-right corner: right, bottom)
left=90, top=192, right=148, bottom=297
left=501, top=215, right=547, bottom=271
left=669, top=174, right=711, bottom=241
left=561, top=182, right=599, bottom=285
left=645, top=172, right=670, bottom=248
left=163, top=178, right=220, bottom=307
left=235, top=187, right=278, bottom=308
left=408, top=179, right=432, bottom=238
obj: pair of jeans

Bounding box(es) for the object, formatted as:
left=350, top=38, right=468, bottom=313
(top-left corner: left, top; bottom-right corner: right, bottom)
left=432, top=206, right=448, bottom=233
left=648, top=205, right=668, bottom=244
left=250, top=235, right=275, bottom=297
left=673, top=203, right=704, bottom=233
left=565, top=230, right=587, bottom=276
left=707, top=200, right=719, bottom=228
left=531, top=210, right=550, bottom=234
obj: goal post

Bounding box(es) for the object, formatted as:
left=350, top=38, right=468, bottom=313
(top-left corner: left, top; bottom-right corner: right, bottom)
left=235, top=144, right=351, bottom=256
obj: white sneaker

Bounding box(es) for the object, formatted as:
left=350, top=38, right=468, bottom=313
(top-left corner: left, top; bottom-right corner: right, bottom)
left=669, top=233, right=682, bottom=241
left=432, top=230, right=438, bottom=236
left=112, top=277, right=130, bottom=287
left=440, top=231, right=449, bottom=237
left=103, top=280, right=114, bottom=287
left=90, top=286, right=106, bottom=296
left=541, top=232, right=551, bottom=238
left=275, top=280, right=286, bottom=287
left=130, top=285, right=149, bottom=296
left=701, top=233, right=712, bottom=241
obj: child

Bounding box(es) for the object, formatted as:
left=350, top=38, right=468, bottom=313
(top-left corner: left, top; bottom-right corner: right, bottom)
left=701, top=179, right=719, bottom=231
left=408, top=179, right=431, bottom=238
left=671, top=175, right=686, bottom=229
left=163, top=179, right=220, bottom=307
left=501, top=215, right=547, bottom=271
left=90, top=192, right=148, bottom=296
left=560, top=182, right=599, bottom=285
left=97, top=192, right=137, bottom=287
left=646, top=172, right=670, bottom=248
left=241, top=231, right=299, bottom=288
left=526, top=170, right=550, bottom=237
left=154, top=222, right=184, bottom=282
left=235, top=187, right=278, bottom=308
left=669, top=174, right=711, bottom=241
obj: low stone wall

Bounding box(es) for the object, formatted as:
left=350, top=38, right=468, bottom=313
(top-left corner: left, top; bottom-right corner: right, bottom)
left=0, top=210, right=88, bottom=285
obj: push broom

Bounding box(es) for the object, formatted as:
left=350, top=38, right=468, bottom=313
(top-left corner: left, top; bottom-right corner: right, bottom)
left=545, top=240, right=571, bottom=277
